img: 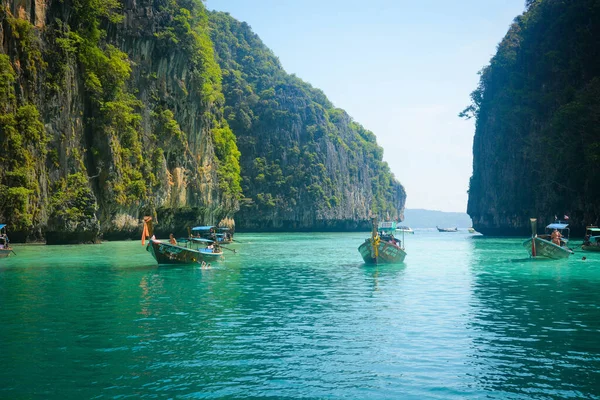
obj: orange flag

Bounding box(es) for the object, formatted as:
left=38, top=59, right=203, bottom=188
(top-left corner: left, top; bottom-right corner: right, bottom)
left=141, top=216, right=152, bottom=245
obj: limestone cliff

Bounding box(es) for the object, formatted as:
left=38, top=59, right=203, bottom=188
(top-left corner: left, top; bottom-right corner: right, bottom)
left=0, top=1, right=405, bottom=241
left=0, top=0, right=241, bottom=242
left=464, top=0, right=600, bottom=236
left=209, top=12, right=406, bottom=231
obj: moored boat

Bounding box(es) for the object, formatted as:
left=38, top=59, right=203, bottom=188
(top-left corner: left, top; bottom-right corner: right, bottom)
left=191, top=226, right=234, bottom=244
left=0, top=224, right=14, bottom=258
left=146, top=238, right=223, bottom=265
left=437, top=226, right=458, bottom=232
left=523, top=218, right=573, bottom=259
left=396, top=225, right=414, bottom=234
left=582, top=226, right=600, bottom=252
left=359, top=219, right=407, bottom=264
left=468, top=227, right=476, bottom=233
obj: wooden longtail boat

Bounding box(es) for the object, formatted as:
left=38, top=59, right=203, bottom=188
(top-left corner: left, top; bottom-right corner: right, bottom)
left=191, top=226, right=233, bottom=244
left=582, top=226, right=600, bottom=252
left=0, top=224, right=14, bottom=258
left=437, top=226, right=458, bottom=232
left=146, top=238, right=223, bottom=265
left=523, top=218, right=573, bottom=259
left=359, top=219, right=407, bottom=264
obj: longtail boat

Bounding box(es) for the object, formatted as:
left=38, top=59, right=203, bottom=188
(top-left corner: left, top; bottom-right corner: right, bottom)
left=0, top=224, right=14, bottom=258
left=437, top=226, right=458, bottom=232
left=523, top=218, right=573, bottom=259
left=191, top=226, right=233, bottom=244
left=582, top=226, right=600, bottom=252
left=146, top=238, right=224, bottom=265
left=358, top=219, right=407, bottom=264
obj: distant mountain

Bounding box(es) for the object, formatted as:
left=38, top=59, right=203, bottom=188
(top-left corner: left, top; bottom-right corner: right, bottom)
left=401, top=209, right=472, bottom=229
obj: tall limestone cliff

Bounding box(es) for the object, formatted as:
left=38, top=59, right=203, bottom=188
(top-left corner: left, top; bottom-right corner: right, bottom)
left=209, top=12, right=405, bottom=231
left=0, top=0, right=241, bottom=242
left=463, top=0, right=600, bottom=235
left=0, top=1, right=405, bottom=242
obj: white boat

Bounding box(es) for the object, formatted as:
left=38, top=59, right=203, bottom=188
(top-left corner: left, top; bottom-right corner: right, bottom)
left=395, top=225, right=414, bottom=234
left=523, top=219, right=573, bottom=259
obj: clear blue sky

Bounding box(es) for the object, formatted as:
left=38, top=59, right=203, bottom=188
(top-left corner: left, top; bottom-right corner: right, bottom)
left=206, top=0, right=525, bottom=212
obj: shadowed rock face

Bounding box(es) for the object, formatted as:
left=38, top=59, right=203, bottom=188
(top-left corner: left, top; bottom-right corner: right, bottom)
left=466, top=0, right=600, bottom=237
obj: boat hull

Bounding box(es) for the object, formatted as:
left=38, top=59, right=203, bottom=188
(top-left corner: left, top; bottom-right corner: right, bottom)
left=358, top=239, right=406, bottom=264
left=582, top=244, right=600, bottom=252
left=0, top=249, right=11, bottom=258
left=146, top=240, right=222, bottom=265
left=523, top=237, right=572, bottom=259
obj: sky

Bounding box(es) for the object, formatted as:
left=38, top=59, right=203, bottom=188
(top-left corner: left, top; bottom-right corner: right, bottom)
left=206, top=0, right=526, bottom=212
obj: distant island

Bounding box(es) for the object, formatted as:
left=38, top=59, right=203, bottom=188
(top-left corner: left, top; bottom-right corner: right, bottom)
left=401, top=209, right=472, bottom=229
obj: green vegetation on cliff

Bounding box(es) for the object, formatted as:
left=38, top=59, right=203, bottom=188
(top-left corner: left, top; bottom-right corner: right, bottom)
left=209, top=12, right=405, bottom=229
left=0, top=1, right=403, bottom=239
left=462, top=0, right=600, bottom=234
left=0, top=0, right=242, bottom=241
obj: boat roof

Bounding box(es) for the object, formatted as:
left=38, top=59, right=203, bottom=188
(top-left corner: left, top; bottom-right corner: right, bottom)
left=378, top=221, right=397, bottom=230
left=546, top=223, right=569, bottom=229
left=191, top=226, right=216, bottom=231
left=191, top=237, right=215, bottom=243
left=0, top=224, right=5, bottom=230
left=218, top=227, right=230, bottom=231
left=586, top=227, right=600, bottom=233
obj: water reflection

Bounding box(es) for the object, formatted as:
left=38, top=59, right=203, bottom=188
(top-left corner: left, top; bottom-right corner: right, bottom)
left=468, top=237, right=600, bottom=398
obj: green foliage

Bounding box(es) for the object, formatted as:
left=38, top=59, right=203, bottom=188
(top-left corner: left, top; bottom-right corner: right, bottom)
left=49, top=172, right=97, bottom=223
left=0, top=55, right=16, bottom=110
left=209, top=12, right=403, bottom=221
left=6, top=16, right=45, bottom=85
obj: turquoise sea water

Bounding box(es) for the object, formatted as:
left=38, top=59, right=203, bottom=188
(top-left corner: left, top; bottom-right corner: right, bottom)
left=1, top=231, right=600, bottom=399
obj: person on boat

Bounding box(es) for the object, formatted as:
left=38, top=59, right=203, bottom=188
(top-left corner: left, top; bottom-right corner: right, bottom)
left=169, top=233, right=177, bottom=245
left=207, top=243, right=214, bottom=251
left=551, top=229, right=562, bottom=246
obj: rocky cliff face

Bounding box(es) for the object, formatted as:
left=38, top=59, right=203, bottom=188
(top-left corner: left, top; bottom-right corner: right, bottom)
left=0, top=0, right=241, bottom=242
left=464, top=0, right=600, bottom=236
left=0, top=1, right=405, bottom=241
left=209, top=12, right=406, bottom=231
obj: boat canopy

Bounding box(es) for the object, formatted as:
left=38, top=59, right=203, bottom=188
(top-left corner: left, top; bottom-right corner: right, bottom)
left=586, top=227, right=600, bottom=233
left=546, top=223, right=569, bottom=230
left=191, top=226, right=216, bottom=231
left=191, top=237, right=215, bottom=243
left=218, top=227, right=230, bottom=231
left=0, top=224, right=5, bottom=230
left=378, top=221, right=397, bottom=230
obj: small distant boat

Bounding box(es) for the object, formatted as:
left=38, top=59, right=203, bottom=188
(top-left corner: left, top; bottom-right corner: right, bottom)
left=359, top=219, right=407, bottom=264
left=396, top=225, right=414, bottom=234
left=0, top=224, right=14, bottom=258
left=468, top=227, right=476, bottom=233
left=146, top=237, right=224, bottom=265
left=523, top=218, right=573, bottom=259
left=582, top=226, right=600, bottom=252
left=437, top=226, right=458, bottom=232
